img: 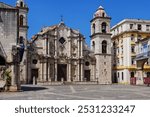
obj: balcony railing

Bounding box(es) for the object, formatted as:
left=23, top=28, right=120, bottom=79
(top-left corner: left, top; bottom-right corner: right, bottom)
left=136, top=51, right=150, bottom=60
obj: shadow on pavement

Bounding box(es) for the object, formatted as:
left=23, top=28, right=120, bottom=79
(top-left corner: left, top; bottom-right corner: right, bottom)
left=21, top=85, right=48, bottom=92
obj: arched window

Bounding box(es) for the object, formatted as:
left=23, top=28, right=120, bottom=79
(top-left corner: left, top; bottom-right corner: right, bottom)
left=20, top=1, right=23, bottom=7
left=92, top=23, right=95, bottom=34
left=102, top=22, right=107, bottom=33
left=102, top=40, right=107, bottom=54
left=102, top=13, right=105, bottom=17
left=19, top=15, right=23, bottom=26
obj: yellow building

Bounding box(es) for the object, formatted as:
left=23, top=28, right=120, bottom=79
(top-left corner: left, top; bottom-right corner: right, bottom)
left=111, top=19, right=150, bottom=85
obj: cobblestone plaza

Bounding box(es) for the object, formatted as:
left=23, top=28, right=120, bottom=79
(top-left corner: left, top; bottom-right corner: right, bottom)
left=0, top=85, right=150, bottom=100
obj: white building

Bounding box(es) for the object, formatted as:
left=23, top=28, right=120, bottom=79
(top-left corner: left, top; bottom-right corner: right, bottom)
left=111, top=19, right=150, bottom=85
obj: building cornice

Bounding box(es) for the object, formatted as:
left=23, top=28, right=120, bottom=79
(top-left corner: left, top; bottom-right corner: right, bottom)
left=111, top=30, right=150, bottom=40
left=90, top=32, right=111, bottom=38
left=90, top=16, right=111, bottom=22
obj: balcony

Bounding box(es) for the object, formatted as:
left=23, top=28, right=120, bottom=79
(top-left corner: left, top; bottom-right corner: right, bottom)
left=136, top=51, right=150, bottom=61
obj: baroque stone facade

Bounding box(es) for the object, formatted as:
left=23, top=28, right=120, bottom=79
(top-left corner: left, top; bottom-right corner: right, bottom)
left=29, top=6, right=112, bottom=84
left=0, top=0, right=112, bottom=89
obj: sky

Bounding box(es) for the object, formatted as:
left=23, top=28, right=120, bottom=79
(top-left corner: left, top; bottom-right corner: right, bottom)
left=2, top=0, right=150, bottom=45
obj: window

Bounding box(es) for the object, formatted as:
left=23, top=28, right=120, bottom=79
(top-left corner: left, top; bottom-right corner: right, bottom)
left=122, top=72, right=124, bottom=80
left=101, top=22, right=107, bottom=33
left=121, top=47, right=123, bottom=54
left=117, top=59, right=120, bottom=65
left=92, top=41, right=95, bottom=52
left=138, top=35, right=142, bottom=40
left=117, top=48, right=119, bottom=54
left=20, top=1, right=23, bottom=7
left=19, top=36, right=24, bottom=44
left=131, top=72, right=135, bottom=77
left=59, top=37, right=66, bottom=44
left=102, top=40, right=107, bottom=54
left=92, top=23, right=95, bottom=34
left=130, top=24, right=133, bottom=29
left=0, top=15, right=3, bottom=22
left=102, top=13, right=105, bottom=17
left=131, top=34, right=134, bottom=41
left=137, top=24, right=142, bottom=30
left=85, top=62, right=90, bottom=66
left=118, top=72, right=119, bottom=78
left=33, top=59, right=38, bottom=64
left=146, top=25, right=150, bottom=31
left=147, top=72, right=150, bottom=77
left=131, top=46, right=135, bottom=53
left=131, top=57, right=135, bottom=65
left=19, top=15, right=23, bottom=26
left=121, top=58, right=123, bottom=65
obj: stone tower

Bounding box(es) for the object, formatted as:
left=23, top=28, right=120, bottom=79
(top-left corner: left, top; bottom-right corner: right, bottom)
left=16, top=0, right=29, bottom=83
left=90, top=6, right=112, bottom=84
left=16, top=0, right=28, bottom=40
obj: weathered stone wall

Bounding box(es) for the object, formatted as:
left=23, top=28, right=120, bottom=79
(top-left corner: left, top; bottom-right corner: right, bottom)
left=0, top=8, right=18, bottom=62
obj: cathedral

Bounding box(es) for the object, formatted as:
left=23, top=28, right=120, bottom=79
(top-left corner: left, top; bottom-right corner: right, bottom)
left=0, top=0, right=112, bottom=91
left=29, top=6, right=112, bottom=84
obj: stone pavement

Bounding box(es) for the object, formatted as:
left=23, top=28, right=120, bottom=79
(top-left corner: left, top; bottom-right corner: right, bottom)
left=0, top=84, right=150, bottom=100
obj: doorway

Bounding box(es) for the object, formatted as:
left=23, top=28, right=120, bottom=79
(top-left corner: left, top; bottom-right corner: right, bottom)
left=57, top=64, right=67, bottom=81
left=84, top=70, right=90, bottom=81
left=31, top=69, right=39, bottom=84
left=0, top=56, right=6, bottom=65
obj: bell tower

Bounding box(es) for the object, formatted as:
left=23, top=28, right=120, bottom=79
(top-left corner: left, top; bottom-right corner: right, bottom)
left=90, top=6, right=112, bottom=84
left=16, top=0, right=28, bottom=41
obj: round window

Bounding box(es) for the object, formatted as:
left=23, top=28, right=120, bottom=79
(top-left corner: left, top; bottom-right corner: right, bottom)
left=85, top=62, right=90, bottom=66
left=33, top=59, right=38, bottom=64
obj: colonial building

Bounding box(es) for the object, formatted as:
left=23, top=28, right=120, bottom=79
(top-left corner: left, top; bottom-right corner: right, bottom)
left=29, top=6, right=112, bottom=84
left=111, top=19, right=150, bottom=85
left=0, top=0, right=28, bottom=91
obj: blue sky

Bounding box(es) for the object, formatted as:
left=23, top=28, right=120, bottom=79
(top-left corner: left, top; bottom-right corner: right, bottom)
left=2, top=0, right=150, bottom=45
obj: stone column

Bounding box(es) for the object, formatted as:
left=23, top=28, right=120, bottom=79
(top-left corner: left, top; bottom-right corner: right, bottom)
left=68, top=60, right=71, bottom=82
left=49, top=63, right=51, bottom=82
left=81, top=60, right=84, bottom=81
left=81, top=38, right=83, bottom=58
left=77, top=60, right=80, bottom=81
left=68, top=39, right=71, bottom=58
left=77, top=39, right=80, bottom=58
left=93, top=65, right=96, bottom=81
left=11, top=65, right=16, bottom=86
left=54, top=37, right=57, bottom=57
left=54, top=60, right=57, bottom=81
left=91, top=64, right=95, bottom=81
